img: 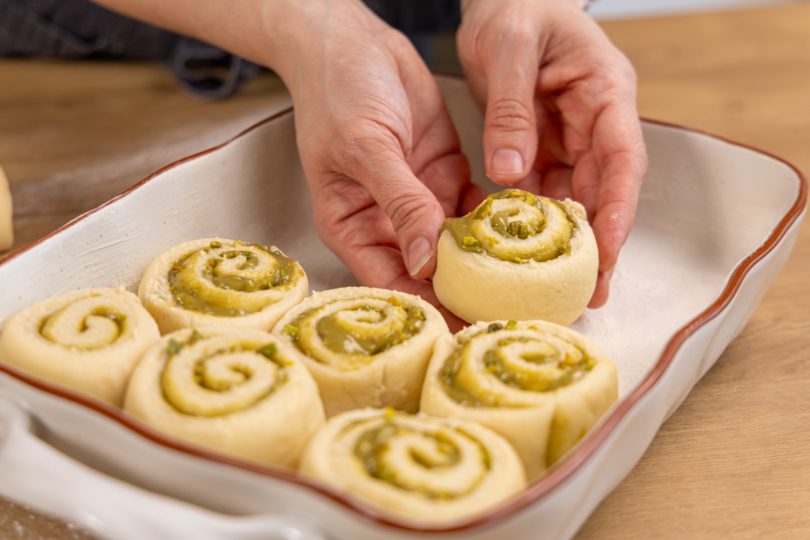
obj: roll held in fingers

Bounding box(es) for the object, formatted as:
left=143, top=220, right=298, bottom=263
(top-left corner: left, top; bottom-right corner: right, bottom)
left=434, top=189, right=598, bottom=325
left=300, top=408, right=526, bottom=526
left=123, top=327, right=325, bottom=468
left=272, top=287, right=448, bottom=417
left=139, top=238, right=308, bottom=334
left=0, top=288, right=160, bottom=406
left=420, top=319, right=617, bottom=479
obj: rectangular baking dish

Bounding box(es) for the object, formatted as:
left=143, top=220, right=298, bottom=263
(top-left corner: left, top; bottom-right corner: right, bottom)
left=0, top=76, right=805, bottom=540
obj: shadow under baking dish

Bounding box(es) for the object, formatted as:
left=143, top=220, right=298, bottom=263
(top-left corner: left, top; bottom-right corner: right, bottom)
left=0, top=76, right=805, bottom=540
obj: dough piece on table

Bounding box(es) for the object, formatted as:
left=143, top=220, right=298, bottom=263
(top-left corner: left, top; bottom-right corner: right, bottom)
left=272, top=287, right=449, bottom=417
left=434, top=189, right=598, bottom=326
left=139, top=238, right=308, bottom=334
left=300, top=408, right=525, bottom=526
left=124, top=327, right=325, bottom=468
left=0, top=288, right=160, bottom=406
left=421, top=320, right=617, bottom=479
left=0, top=165, right=13, bottom=251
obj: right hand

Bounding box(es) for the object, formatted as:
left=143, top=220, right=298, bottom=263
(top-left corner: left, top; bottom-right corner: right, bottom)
left=266, top=0, right=486, bottom=330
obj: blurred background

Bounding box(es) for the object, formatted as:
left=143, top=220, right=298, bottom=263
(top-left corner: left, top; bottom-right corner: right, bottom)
left=588, top=0, right=799, bottom=19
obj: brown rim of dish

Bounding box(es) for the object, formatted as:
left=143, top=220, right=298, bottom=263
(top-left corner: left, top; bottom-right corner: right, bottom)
left=0, top=109, right=806, bottom=533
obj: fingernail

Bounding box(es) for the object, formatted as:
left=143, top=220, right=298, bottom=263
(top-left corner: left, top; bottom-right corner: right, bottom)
left=491, top=149, right=524, bottom=175
left=407, top=236, right=432, bottom=277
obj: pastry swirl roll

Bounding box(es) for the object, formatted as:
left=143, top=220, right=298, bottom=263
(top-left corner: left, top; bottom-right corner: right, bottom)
left=420, top=320, right=617, bottom=479
left=123, top=327, right=325, bottom=467
left=434, top=189, right=598, bottom=325
left=272, top=287, right=449, bottom=417
left=300, top=408, right=525, bottom=526
left=139, top=238, right=308, bottom=334
left=0, top=288, right=160, bottom=406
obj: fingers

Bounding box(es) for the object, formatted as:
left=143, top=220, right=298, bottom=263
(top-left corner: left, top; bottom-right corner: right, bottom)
left=588, top=270, right=613, bottom=309
left=337, top=128, right=447, bottom=280
left=590, top=97, right=647, bottom=274
left=460, top=13, right=541, bottom=186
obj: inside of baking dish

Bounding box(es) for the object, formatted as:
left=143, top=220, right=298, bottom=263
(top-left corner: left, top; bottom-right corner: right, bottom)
left=0, top=76, right=803, bottom=531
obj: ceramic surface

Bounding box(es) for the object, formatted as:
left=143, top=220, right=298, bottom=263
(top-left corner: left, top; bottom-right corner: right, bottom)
left=0, top=77, right=805, bottom=540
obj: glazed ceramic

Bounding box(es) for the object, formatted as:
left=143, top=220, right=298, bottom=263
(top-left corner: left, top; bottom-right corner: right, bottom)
left=0, top=76, right=805, bottom=540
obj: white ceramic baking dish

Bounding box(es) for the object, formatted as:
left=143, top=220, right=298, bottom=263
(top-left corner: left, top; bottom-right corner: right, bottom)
left=0, top=76, right=805, bottom=540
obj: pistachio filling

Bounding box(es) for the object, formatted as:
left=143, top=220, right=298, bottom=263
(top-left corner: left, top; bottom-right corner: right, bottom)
left=440, top=322, right=595, bottom=407
left=442, top=189, right=578, bottom=263
left=161, top=332, right=288, bottom=416
left=40, top=300, right=127, bottom=351
left=352, top=412, right=490, bottom=499
left=168, top=240, right=299, bottom=317
left=284, top=296, right=426, bottom=369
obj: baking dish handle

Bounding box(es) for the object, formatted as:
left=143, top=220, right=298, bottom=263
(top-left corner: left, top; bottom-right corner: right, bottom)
left=0, top=396, right=329, bottom=540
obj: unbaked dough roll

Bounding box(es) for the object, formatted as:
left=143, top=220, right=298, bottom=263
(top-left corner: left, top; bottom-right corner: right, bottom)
left=0, top=165, right=12, bottom=251
left=124, top=327, right=325, bottom=468
left=420, top=320, right=617, bottom=479
left=139, top=238, right=308, bottom=334
left=300, top=408, right=525, bottom=526
left=272, top=287, right=449, bottom=417
left=434, top=189, right=598, bottom=325
left=0, top=288, right=160, bottom=406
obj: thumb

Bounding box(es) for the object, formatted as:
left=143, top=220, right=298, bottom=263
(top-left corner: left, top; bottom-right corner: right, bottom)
left=482, top=39, right=540, bottom=185
left=344, top=141, right=446, bottom=279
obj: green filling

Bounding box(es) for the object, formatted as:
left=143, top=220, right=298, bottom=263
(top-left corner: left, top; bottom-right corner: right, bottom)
left=286, top=301, right=426, bottom=358
left=161, top=333, right=288, bottom=417
left=441, top=188, right=578, bottom=263
left=40, top=306, right=128, bottom=350
left=352, top=415, right=490, bottom=499
left=439, top=325, right=594, bottom=407
left=168, top=240, right=298, bottom=317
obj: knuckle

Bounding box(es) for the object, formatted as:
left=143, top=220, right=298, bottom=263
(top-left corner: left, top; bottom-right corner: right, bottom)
left=491, top=11, right=536, bottom=46
left=334, top=121, right=401, bottom=177
left=384, top=28, right=414, bottom=53
left=384, top=191, right=430, bottom=234
left=486, top=96, right=535, bottom=134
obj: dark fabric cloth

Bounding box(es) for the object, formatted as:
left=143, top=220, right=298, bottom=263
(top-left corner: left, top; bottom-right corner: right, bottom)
left=0, top=0, right=176, bottom=58
left=0, top=0, right=460, bottom=99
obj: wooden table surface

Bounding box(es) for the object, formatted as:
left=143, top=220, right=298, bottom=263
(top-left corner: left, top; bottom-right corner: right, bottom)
left=1, top=3, right=810, bottom=539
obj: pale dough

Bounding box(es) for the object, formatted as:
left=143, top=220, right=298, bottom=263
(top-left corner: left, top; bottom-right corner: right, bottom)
left=123, top=326, right=325, bottom=468
left=434, top=197, right=598, bottom=326
left=300, top=408, right=525, bottom=526
left=420, top=319, right=617, bottom=479
left=272, top=287, right=449, bottom=417
left=139, top=238, right=308, bottom=334
left=0, top=165, right=13, bottom=251
left=0, top=288, right=160, bottom=406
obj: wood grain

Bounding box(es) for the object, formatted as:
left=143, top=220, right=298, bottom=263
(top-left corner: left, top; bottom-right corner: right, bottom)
left=0, top=60, right=290, bottom=253
left=0, top=4, right=809, bottom=539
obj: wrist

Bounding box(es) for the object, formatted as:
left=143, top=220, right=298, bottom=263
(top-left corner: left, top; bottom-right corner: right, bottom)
left=255, top=0, right=323, bottom=78
left=257, top=0, right=393, bottom=92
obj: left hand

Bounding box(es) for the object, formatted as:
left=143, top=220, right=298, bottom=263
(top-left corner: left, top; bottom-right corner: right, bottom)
left=457, top=0, right=648, bottom=307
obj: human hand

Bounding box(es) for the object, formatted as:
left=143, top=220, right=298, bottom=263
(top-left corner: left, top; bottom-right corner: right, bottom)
left=457, top=0, right=648, bottom=307
left=267, top=0, right=485, bottom=330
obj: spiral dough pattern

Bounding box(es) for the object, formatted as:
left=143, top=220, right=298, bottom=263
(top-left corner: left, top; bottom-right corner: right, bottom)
left=420, top=320, right=617, bottom=479
left=0, top=288, right=160, bottom=406
left=138, top=238, right=308, bottom=334
left=434, top=189, right=598, bottom=325
left=124, top=327, right=325, bottom=467
left=272, top=287, right=449, bottom=417
left=300, top=408, right=525, bottom=525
